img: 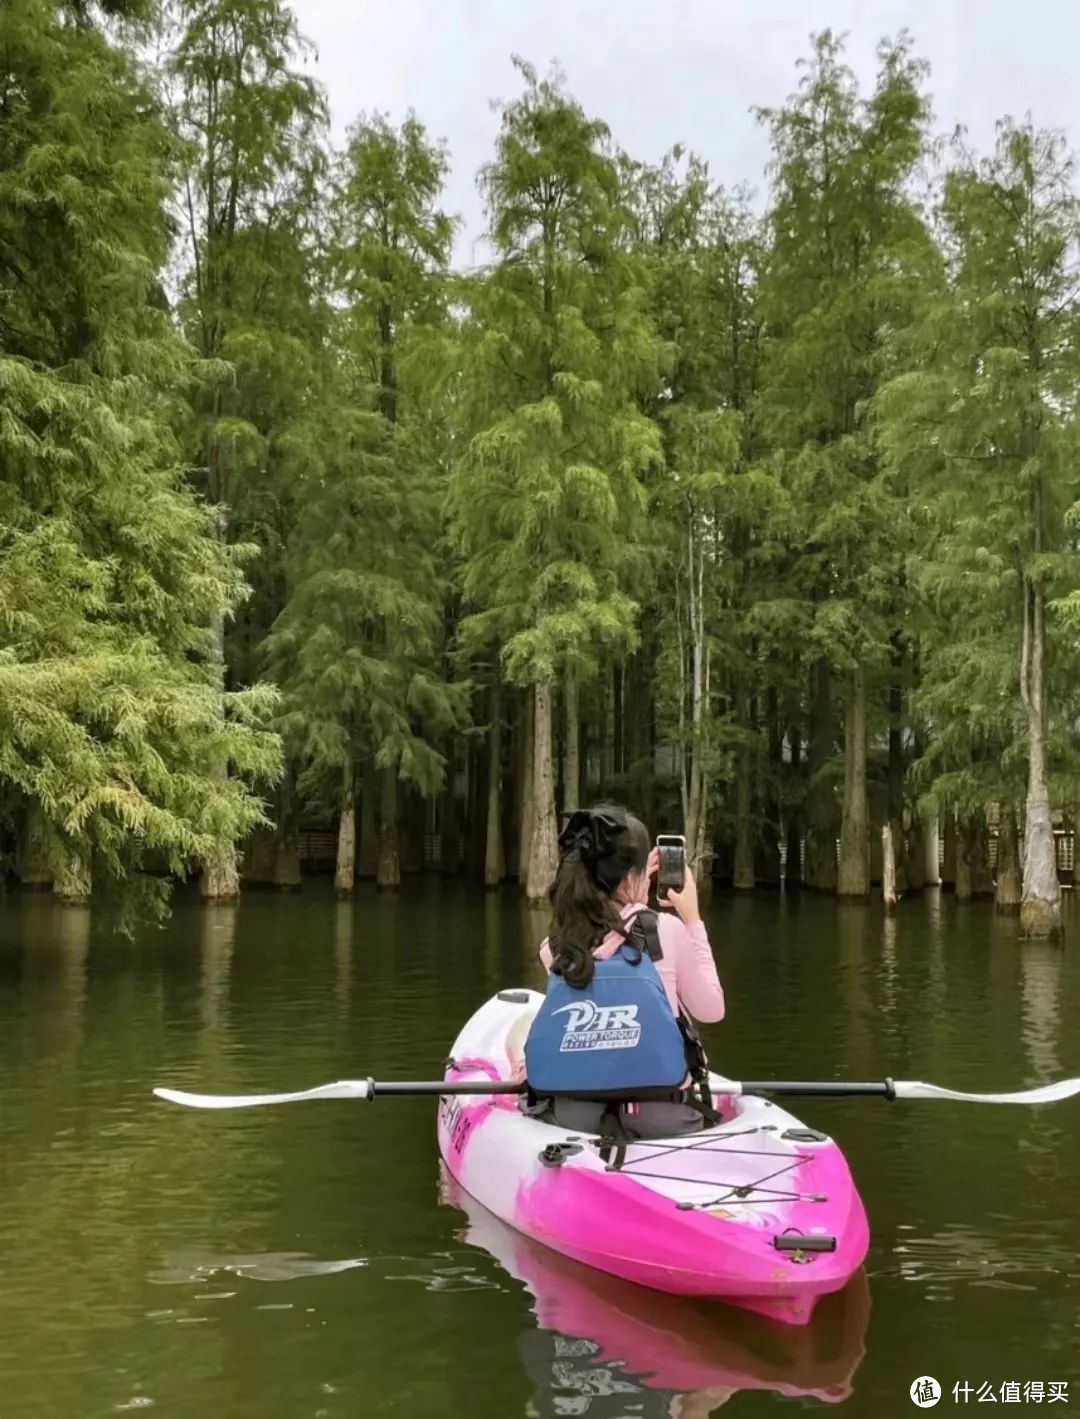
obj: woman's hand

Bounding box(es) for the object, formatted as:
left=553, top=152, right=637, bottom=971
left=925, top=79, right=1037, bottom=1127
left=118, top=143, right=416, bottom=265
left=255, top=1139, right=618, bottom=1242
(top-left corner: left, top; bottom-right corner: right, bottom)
left=660, top=863, right=701, bottom=927
left=645, top=845, right=660, bottom=888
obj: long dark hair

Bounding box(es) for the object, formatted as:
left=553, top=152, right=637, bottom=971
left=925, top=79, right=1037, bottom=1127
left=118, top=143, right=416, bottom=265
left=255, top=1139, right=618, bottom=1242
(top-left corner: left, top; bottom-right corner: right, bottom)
left=548, top=803, right=650, bottom=988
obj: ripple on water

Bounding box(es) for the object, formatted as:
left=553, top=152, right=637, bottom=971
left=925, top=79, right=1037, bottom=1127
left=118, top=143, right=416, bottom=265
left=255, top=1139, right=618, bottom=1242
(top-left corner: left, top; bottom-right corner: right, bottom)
left=147, top=1251, right=368, bottom=1285
left=892, top=1221, right=1079, bottom=1299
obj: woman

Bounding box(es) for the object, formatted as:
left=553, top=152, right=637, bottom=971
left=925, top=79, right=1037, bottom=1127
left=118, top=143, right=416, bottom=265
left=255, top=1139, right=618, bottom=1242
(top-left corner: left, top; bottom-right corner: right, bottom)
left=524, top=803, right=725, bottom=1138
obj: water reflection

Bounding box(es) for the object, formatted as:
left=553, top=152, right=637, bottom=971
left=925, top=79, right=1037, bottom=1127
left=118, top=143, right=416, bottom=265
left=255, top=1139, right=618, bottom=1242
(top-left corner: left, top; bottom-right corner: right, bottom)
left=199, top=904, right=236, bottom=1032
left=334, top=900, right=353, bottom=1016
left=1020, top=945, right=1061, bottom=1082
left=18, top=898, right=90, bottom=1065
left=149, top=1250, right=368, bottom=1284
left=440, top=1169, right=870, bottom=1415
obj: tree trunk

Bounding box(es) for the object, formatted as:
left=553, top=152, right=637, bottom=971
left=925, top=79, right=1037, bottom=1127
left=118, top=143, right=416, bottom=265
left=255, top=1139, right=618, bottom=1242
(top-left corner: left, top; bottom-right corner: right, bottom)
left=837, top=667, right=869, bottom=898
left=612, top=663, right=624, bottom=778
left=484, top=682, right=504, bottom=889
left=995, top=805, right=1022, bottom=914
left=941, top=810, right=957, bottom=892
left=241, top=829, right=277, bottom=886
left=733, top=746, right=755, bottom=890
left=804, top=660, right=838, bottom=892
left=518, top=689, right=535, bottom=887
left=201, top=846, right=240, bottom=902
left=755, top=691, right=783, bottom=888
left=887, top=630, right=907, bottom=895
left=376, top=765, right=401, bottom=891
left=359, top=760, right=378, bottom=879
left=272, top=768, right=301, bottom=892
left=563, top=667, right=580, bottom=815
left=525, top=680, right=559, bottom=903
left=970, top=812, right=993, bottom=899
left=17, top=802, right=53, bottom=888
left=1020, top=579, right=1062, bottom=938
left=882, top=825, right=897, bottom=911
left=438, top=752, right=460, bottom=878
left=682, top=514, right=711, bottom=877
left=785, top=722, right=802, bottom=887
left=273, top=839, right=301, bottom=890
left=335, top=762, right=356, bottom=896
left=199, top=531, right=240, bottom=901
left=905, top=815, right=927, bottom=893
left=955, top=812, right=973, bottom=901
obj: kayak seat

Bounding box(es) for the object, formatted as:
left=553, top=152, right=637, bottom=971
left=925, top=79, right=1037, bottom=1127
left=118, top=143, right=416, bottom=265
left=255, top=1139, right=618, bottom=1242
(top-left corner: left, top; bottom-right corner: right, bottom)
left=525, top=1095, right=708, bottom=1139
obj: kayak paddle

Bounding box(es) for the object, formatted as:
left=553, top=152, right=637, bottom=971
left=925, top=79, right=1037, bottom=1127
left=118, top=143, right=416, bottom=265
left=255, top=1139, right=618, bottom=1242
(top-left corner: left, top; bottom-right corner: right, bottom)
left=153, top=1073, right=1080, bottom=1110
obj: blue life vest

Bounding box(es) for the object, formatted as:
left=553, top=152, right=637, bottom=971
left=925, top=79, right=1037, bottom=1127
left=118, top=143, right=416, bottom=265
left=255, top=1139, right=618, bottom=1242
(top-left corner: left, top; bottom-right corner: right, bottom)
left=524, top=912, right=691, bottom=1101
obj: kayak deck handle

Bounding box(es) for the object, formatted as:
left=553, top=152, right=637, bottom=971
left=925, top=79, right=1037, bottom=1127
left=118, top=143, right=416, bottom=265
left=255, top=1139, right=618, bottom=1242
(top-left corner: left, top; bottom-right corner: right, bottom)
left=773, top=1231, right=837, bottom=1255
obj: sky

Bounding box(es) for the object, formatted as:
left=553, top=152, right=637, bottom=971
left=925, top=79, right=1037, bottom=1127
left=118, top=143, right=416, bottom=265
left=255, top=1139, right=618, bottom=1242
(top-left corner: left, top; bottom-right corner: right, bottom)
left=292, top=0, right=1080, bottom=268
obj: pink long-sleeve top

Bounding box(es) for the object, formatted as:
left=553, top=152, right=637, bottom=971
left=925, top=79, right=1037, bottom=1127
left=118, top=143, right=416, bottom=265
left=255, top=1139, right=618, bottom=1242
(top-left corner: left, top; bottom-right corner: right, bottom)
left=539, top=901, right=725, bottom=1023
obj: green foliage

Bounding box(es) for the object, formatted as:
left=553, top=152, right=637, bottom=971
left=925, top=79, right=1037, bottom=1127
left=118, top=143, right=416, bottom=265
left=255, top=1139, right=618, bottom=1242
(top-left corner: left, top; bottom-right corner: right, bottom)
left=0, top=0, right=279, bottom=910
left=450, top=61, right=662, bottom=690
left=756, top=29, right=937, bottom=669
left=267, top=114, right=467, bottom=807
left=878, top=118, right=1080, bottom=810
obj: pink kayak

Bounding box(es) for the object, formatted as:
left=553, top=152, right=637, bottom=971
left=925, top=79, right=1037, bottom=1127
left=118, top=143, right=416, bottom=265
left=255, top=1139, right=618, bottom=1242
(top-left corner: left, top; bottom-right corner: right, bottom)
left=441, top=1168, right=871, bottom=1405
left=437, top=990, right=870, bottom=1326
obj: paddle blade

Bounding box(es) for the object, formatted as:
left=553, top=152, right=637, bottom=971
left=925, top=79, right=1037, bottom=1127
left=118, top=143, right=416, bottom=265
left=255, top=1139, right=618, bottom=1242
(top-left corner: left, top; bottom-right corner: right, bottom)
left=895, top=1077, right=1080, bottom=1106
left=153, top=1079, right=372, bottom=1109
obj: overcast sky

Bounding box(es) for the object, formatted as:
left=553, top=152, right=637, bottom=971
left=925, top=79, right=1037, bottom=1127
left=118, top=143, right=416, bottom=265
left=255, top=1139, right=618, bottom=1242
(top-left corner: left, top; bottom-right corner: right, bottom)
left=293, top=0, right=1080, bottom=268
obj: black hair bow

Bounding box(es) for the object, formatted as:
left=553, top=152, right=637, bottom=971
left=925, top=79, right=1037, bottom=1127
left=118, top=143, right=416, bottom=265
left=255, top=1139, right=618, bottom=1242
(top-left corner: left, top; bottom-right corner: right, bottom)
left=557, top=809, right=622, bottom=865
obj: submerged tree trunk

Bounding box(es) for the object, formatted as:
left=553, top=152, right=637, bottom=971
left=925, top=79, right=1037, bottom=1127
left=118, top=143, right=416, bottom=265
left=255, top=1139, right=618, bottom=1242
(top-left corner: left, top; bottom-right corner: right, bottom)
left=970, top=812, right=993, bottom=899
left=376, top=765, right=401, bottom=891
left=484, top=682, right=504, bottom=889
left=941, top=810, right=957, bottom=892
left=955, top=812, right=973, bottom=901
left=995, top=805, right=1022, bottom=914
left=905, top=815, right=927, bottom=893
left=733, top=744, right=755, bottom=891
left=755, top=691, right=783, bottom=888
left=273, top=768, right=301, bottom=891
left=563, top=667, right=580, bottom=815
left=518, top=689, right=535, bottom=887
left=525, top=680, right=559, bottom=903
left=241, top=829, right=277, bottom=886
left=804, top=660, right=838, bottom=892
left=882, top=825, right=898, bottom=911
left=335, top=762, right=356, bottom=896
left=785, top=723, right=802, bottom=888
left=1020, top=578, right=1062, bottom=938
left=837, top=667, right=869, bottom=898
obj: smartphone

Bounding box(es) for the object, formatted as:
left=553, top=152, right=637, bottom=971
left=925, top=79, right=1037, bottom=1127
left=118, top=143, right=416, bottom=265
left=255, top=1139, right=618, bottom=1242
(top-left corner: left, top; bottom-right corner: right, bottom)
left=655, top=834, right=686, bottom=894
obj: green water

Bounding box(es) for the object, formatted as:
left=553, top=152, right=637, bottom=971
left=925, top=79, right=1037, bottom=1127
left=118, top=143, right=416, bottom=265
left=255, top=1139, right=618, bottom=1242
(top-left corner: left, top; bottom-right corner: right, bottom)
left=1, top=884, right=1078, bottom=1417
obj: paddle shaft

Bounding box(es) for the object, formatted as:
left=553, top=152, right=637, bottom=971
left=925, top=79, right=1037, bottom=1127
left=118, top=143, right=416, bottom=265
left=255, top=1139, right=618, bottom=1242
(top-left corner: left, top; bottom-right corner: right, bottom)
left=367, top=1079, right=897, bottom=1098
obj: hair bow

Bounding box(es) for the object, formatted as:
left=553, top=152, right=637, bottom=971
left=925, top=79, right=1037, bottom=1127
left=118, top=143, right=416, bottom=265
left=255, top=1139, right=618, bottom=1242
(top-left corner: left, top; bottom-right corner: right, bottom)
left=557, top=808, right=621, bottom=863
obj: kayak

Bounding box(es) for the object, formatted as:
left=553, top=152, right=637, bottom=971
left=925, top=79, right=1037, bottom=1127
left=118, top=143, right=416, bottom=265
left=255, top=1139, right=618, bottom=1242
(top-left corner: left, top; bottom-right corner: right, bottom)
left=440, top=1168, right=871, bottom=1406
left=437, top=989, right=870, bottom=1326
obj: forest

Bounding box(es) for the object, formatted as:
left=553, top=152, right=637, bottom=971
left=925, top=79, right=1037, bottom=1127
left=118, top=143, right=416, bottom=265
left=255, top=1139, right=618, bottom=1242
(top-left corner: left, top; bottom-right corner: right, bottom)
left=4, top=0, right=1080, bottom=939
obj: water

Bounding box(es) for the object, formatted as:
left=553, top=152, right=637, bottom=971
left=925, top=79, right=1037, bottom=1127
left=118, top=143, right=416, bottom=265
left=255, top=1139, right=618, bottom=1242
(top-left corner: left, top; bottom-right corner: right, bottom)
left=1, top=884, right=1078, bottom=1418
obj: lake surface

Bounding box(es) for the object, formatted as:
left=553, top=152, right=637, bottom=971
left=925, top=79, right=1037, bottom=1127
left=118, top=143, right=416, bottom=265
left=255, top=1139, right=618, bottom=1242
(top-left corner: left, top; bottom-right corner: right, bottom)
left=1, top=883, right=1078, bottom=1417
